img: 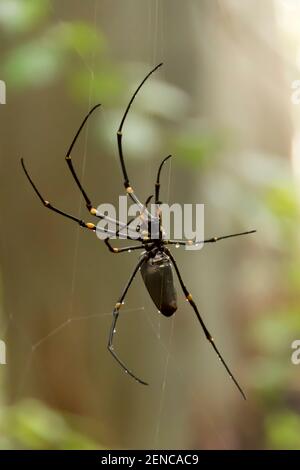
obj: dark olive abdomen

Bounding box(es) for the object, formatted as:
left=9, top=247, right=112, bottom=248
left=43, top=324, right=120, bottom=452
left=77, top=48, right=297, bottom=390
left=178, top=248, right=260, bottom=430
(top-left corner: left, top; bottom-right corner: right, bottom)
left=141, top=253, right=177, bottom=317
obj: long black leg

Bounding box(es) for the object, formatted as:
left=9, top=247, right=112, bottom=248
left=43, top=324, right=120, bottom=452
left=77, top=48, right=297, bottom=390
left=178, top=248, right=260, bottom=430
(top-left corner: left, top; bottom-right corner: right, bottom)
left=21, top=158, right=125, bottom=238
left=65, top=104, right=100, bottom=212
left=108, top=253, right=150, bottom=385
left=104, top=238, right=146, bottom=254
left=155, top=155, right=172, bottom=205
left=164, top=229, right=256, bottom=247
left=117, top=63, right=162, bottom=215
left=165, top=248, right=246, bottom=400
left=64, top=104, right=128, bottom=230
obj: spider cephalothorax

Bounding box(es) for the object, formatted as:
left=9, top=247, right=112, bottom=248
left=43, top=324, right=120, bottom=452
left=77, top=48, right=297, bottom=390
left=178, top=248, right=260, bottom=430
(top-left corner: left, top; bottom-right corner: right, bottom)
left=21, top=63, right=256, bottom=398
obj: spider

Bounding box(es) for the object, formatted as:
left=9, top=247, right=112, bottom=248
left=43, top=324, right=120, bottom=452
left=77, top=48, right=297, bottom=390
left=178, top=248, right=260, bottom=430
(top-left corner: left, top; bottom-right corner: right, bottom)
left=21, top=63, right=256, bottom=399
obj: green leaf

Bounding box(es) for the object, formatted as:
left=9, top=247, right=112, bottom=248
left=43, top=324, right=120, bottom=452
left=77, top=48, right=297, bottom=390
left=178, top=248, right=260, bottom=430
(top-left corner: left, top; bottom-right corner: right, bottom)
left=58, top=22, right=105, bottom=57
left=0, top=399, right=101, bottom=450
left=4, top=40, right=64, bottom=89
left=266, top=411, right=300, bottom=450
left=69, top=67, right=122, bottom=103
left=264, top=185, right=299, bottom=220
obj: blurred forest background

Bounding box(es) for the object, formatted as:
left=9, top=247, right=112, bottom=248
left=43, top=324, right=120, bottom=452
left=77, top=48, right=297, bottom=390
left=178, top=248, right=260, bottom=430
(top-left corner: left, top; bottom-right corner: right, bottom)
left=0, top=0, right=300, bottom=450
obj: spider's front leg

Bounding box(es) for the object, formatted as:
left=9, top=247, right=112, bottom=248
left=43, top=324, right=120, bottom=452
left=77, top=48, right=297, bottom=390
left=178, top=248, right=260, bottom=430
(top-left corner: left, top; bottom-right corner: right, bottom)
left=64, top=104, right=130, bottom=232
left=116, top=64, right=162, bottom=219
left=108, top=253, right=150, bottom=385
left=165, top=248, right=246, bottom=400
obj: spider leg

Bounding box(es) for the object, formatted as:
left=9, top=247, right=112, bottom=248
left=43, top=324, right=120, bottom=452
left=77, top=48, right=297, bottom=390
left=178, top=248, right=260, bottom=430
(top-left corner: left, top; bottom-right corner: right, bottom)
left=165, top=248, right=246, bottom=400
left=21, top=158, right=127, bottom=238
left=155, top=155, right=172, bottom=205
left=104, top=238, right=146, bottom=254
left=164, top=229, right=256, bottom=247
left=108, top=253, right=150, bottom=385
left=65, top=104, right=100, bottom=213
left=64, top=104, right=129, bottom=231
left=117, top=64, right=162, bottom=218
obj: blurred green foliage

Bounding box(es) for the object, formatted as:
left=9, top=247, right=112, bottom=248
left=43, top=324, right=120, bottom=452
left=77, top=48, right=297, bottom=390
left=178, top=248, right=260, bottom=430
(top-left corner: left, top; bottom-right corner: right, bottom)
left=3, top=20, right=105, bottom=90
left=174, top=127, right=227, bottom=167
left=0, top=400, right=101, bottom=450
left=0, top=0, right=49, bottom=35
left=0, top=0, right=225, bottom=167
left=70, top=67, right=122, bottom=103
left=249, top=171, right=300, bottom=449
left=266, top=412, right=300, bottom=450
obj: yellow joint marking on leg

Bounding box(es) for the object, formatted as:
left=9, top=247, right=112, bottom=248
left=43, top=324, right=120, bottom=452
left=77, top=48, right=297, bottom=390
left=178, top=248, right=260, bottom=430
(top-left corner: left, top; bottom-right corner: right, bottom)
left=44, top=201, right=50, bottom=206
left=90, top=207, right=97, bottom=215
left=86, top=223, right=95, bottom=230
left=187, top=240, right=193, bottom=246
left=143, top=236, right=150, bottom=241
left=187, top=293, right=193, bottom=301
left=213, top=237, right=218, bottom=242
left=115, top=302, right=122, bottom=309
left=65, top=156, right=71, bottom=160
left=113, top=248, right=119, bottom=253
left=117, top=131, right=122, bottom=136
left=126, top=186, right=134, bottom=194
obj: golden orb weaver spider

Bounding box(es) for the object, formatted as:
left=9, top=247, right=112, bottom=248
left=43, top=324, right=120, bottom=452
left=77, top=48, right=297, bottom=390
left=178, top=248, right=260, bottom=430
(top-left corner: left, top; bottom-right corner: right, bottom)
left=21, top=64, right=256, bottom=399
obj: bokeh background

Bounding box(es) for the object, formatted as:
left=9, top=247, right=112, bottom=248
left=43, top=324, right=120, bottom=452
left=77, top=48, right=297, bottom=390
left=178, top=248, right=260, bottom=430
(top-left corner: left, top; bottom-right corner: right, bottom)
left=1, top=0, right=300, bottom=450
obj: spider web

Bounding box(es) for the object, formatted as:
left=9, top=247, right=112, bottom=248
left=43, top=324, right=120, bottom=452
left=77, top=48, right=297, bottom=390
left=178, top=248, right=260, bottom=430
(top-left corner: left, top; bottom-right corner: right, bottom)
left=2, top=0, right=235, bottom=451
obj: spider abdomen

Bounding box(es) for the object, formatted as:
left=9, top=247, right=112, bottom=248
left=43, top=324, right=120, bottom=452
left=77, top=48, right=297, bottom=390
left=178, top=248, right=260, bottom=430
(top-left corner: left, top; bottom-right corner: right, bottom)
left=140, top=252, right=177, bottom=317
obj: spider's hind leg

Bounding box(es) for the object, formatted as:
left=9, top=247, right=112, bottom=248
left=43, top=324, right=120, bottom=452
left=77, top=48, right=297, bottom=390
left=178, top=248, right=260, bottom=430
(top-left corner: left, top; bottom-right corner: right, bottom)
left=165, top=247, right=246, bottom=400
left=108, top=253, right=150, bottom=385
